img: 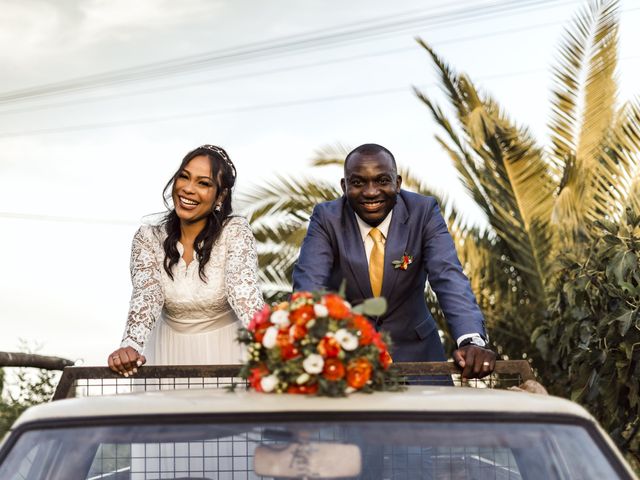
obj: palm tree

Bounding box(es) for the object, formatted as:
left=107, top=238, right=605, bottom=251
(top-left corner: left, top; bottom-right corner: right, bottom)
left=413, top=0, right=639, bottom=355
left=242, top=0, right=640, bottom=361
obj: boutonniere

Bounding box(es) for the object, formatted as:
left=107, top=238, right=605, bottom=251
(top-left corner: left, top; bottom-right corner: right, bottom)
left=392, top=252, right=413, bottom=270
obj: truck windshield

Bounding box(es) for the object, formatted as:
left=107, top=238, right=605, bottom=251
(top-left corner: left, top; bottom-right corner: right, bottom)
left=0, top=418, right=626, bottom=479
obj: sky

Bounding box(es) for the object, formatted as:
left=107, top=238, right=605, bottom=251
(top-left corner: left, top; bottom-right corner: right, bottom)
left=1, top=0, right=639, bottom=366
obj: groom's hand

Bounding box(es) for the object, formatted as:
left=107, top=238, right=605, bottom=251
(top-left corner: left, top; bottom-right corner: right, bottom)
left=108, top=347, right=146, bottom=377
left=453, top=345, right=497, bottom=379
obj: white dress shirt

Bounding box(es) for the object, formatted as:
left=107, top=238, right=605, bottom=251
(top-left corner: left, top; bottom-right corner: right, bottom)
left=352, top=210, right=485, bottom=349
left=354, top=211, right=393, bottom=263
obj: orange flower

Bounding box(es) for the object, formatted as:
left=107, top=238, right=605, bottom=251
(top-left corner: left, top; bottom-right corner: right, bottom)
left=287, top=383, right=319, bottom=395
left=323, top=294, right=351, bottom=319
left=289, top=323, right=307, bottom=341
left=248, top=364, right=269, bottom=392
left=351, top=314, right=375, bottom=345
left=290, top=304, right=315, bottom=326
left=346, top=358, right=372, bottom=389
left=274, top=301, right=290, bottom=311
left=322, top=358, right=346, bottom=381
left=317, top=336, right=341, bottom=358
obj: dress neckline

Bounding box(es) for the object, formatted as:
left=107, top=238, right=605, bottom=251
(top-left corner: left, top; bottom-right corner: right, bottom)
left=176, top=241, right=198, bottom=270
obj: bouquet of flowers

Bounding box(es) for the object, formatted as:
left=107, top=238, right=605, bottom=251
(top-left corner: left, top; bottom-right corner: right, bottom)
left=237, top=291, right=402, bottom=397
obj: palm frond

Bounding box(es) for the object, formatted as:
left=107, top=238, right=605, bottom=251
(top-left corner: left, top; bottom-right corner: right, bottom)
left=551, top=0, right=621, bottom=240
left=241, top=176, right=341, bottom=222
left=416, top=40, right=556, bottom=298
left=311, top=144, right=350, bottom=167
left=575, top=0, right=619, bottom=169
left=587, top=100, right=640, bottom=222
left=548, top=1, right=594, bottom=175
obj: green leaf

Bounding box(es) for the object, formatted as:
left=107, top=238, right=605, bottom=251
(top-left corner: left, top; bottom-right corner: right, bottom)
left=352, top=297, right=388, bottom=316
left=603, top=234, right=622, bottom=245
left=617, top=310, right=634, bottom=337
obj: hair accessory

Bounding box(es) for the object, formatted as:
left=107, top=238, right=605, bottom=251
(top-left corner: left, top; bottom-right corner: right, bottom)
left=197, top=144, right=236, bottom=178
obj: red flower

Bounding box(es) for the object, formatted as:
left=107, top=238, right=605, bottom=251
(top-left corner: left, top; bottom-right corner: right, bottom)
left=254, top=324, right=269, bottom=343
left=248, top=305, right=271, bottom=331
left=289, top=323, right=307, bottom=341
left=372, top=334, right=388, bottom=353
left=248, top=364, right=269, bottom=392
left=323, top=294, right=351, bottom=319
left=277, top=331, right=300, bottom=360
left=290, top=304, right=315, bottom=326
left=346, top=358, right=372, bottom=389
left=287, top=383, right=319, bottom=395
left=380, top=350, right=393, bottom=369
left=322, top=358, right=346, bottom=381
left=317, top=336, right=341, bottom=358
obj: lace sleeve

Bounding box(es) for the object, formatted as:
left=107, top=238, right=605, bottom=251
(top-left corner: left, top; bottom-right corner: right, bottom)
left=224, top=217, right=265, bottom=326
left=120, top=226, right=164, bottom=352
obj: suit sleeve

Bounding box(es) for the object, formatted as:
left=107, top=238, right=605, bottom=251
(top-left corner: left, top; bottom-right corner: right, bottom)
left=421, top=202, right=486, bottom=342
left=292, top=206, right=335, bottom=292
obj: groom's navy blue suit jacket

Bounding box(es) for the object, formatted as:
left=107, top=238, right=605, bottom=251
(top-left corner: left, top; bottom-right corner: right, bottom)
left=292, top=190, right=486, bottom=361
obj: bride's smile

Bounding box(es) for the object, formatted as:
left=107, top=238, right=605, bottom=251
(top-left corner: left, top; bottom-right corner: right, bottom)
left=172, top=155, right=217, bottom=222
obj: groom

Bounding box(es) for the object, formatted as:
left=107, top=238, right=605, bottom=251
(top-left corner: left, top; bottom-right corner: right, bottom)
left=292, top=144, right=496, bottom=378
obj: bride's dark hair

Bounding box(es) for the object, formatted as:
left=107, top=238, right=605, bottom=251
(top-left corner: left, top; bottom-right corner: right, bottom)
left=162, top=145, right=236, bottom=282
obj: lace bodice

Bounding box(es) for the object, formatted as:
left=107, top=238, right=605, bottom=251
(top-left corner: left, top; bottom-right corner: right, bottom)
left=120, top=216, right=264, bottom=353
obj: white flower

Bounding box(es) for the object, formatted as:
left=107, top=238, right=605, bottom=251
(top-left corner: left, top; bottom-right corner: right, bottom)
left=296, top=373, right=310, bottom=385
left=262, top=326, right=279, bottom=349
left=335, top=329, right=358, bottom=351
left=270, top=310, right=290, bottom=328
left=260, top=375, right=278, bottom=393
left=313, top=303, right=329, bottom=318
left=303, top=354, right=324, bottom=374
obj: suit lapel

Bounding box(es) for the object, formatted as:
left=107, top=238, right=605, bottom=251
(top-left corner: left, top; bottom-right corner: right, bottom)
left=343, top=201, right=373, bottom=298
left=382, top=195, right=410, bottom=300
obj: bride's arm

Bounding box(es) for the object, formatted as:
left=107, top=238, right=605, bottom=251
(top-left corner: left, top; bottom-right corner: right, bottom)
left=120, top=226, right=164, bottom=354
left=224, top=217, right=265, bottom=326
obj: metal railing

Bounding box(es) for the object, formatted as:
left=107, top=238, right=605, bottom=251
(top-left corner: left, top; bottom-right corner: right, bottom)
left=52, top=360, right=535, bottom=401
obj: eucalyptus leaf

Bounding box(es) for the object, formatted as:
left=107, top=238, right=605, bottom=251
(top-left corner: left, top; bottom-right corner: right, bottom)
left=352, top=297, right=388, bottom=316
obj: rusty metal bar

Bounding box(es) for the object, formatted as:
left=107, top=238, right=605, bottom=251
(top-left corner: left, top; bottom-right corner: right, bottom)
left=0, top=352, right=74, bottom=370
left=391, top=360, right=535, bottom=381
left=52, top=360, right=536, bottom=401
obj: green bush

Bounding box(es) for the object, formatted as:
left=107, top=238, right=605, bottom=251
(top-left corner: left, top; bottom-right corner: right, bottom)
left=535, top=206, right=640, bottom=469
left=0, top=367, right=57, bottom=436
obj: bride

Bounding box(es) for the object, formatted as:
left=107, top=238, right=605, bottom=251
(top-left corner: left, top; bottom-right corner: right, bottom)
left=108, top=144, right=264, bottom=375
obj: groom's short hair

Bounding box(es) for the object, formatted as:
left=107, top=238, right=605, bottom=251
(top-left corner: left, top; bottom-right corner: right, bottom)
left=344, top=144, right=397, bottom=173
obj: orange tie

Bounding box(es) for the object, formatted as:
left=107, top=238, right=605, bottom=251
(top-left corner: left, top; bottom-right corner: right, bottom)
left=368, top=227, right=385, bottom=297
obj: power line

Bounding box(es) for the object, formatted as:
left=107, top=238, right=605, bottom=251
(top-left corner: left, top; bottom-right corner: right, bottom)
left=0, top=14, right=585, bottom=116
left=0, top=65, right=573, bottom=138
left=3, top=44, right=640, bottom=140
left=0, top=0, right=579, bottom=105
left=0, top=212, right=137, bottom=225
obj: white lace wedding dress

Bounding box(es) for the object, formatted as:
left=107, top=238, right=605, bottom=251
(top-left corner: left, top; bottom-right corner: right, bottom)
left=120, top=216, right=264, bottom=365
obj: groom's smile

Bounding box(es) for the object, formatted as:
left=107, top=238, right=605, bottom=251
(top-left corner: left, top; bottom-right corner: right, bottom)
left=341, top=150, right=402, bottom=227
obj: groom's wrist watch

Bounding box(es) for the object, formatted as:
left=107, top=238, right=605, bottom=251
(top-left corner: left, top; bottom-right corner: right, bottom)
left=458, top=335, right=488, bottom=349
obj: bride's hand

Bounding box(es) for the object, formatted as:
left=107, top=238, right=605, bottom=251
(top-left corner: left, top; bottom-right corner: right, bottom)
left=108, top=347, right=146, bottom=377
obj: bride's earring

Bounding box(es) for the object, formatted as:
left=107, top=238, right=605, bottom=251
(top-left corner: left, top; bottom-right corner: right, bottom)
left=214, top=203, right=222, bottom=212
